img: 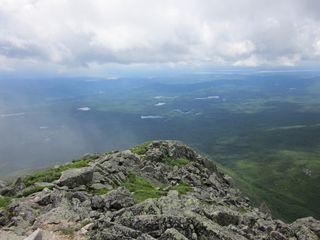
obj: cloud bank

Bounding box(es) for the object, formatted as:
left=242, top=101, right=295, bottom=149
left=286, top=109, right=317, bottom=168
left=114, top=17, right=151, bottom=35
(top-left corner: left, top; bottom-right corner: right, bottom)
left=0, top=0, right=320, bottom=73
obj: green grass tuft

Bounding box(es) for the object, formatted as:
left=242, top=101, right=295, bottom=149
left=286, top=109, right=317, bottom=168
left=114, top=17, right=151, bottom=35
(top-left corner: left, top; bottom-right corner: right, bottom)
left=59, top=159, right=91, bottom=172
left=122, top=173, right=192, bottom=202
left=0, top=196, right=12, bottom=209
left=239, top=207, right=247, bottom=214
left=23, top=159, right=91, bottom=187
left=129, top=142, right=151, bottom=155
left=20, top=186, right=47, bottom=197
left=122, top=173, right=166, bottom=202
left=22, top=169, right=61, bottom=187
left=91, top=188, right=110, bottom=195
left=171, top=181, right=191, bottom=194
left=163, top=156, right=191, bottom=167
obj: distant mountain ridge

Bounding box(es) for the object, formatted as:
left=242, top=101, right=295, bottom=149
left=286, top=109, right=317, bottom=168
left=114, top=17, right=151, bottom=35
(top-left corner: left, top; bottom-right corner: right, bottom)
left=0, top=140, right=319, bottom=239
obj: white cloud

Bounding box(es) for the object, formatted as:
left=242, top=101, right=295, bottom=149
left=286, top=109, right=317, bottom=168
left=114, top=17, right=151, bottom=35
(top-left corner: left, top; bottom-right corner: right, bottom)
left=315, top=39, right=320, bottom=56
left=234, top=55, right=261, bottom=67
left=0, top=0, right=320, bottom=73
left=0, top=55, right=14, bottom=71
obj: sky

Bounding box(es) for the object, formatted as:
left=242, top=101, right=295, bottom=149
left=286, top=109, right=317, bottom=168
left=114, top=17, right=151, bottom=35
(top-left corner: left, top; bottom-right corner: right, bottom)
left=0, top=0, right=320, bottom=76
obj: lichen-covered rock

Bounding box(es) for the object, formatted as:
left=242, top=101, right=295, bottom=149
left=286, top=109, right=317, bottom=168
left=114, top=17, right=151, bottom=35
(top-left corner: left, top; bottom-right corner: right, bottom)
left=0, top=209, right=9, bottom=226
left=0, top=180, right=7, bottom=189
left=34, top=192, right=52, bottom=206
left=104, top=187, right=135, bottom=210
left=207, top=208, right=241, bottom=226
left=57, top=167, right=94, bottom=188
left=0, top=177, right=25, bottom=196
left=91, top=195, right=105, bottom=210
left=23, top=228, right=42, bottom=240
left=159, top=228, right=188, bottom=240
left=292, top=217, right=320, bottom=238
left=270, top=230, right=287, bottom=240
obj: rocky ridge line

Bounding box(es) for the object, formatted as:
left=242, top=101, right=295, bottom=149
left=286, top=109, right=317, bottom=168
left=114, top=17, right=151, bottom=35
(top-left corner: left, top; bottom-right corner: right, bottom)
left=0, top=140, right=319, bottom=240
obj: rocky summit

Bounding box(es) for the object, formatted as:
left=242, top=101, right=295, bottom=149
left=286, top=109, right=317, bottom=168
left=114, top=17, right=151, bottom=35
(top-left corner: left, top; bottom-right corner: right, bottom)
left=0, top=140, right=319, bottom=240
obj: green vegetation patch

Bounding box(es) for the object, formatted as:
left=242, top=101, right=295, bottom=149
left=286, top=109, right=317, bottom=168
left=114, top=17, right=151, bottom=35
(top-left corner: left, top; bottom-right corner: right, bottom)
left=90, top=188, right=110, bottom=195
left=122, top=173, right=192, bottom=202
left=129, top=142, right=151, bottom=155
left=222, top=157, right=320, bottom=222
left=163, top=156, right=191, bottom=167
left=19, top=185, right=54, bottom=197
left=20, top=186, right=44, bottom=197
left=171, top=180, right=191, bottom=194
left=239, top=207, right=247, bottom=214
left=0, top=196, right=12, bottom=209
left=23, top=159, right=91, bottom=187
left=122, top=173, right=166, bottom=202
left=22, top=169, right=61, bottom=187
left=60, top=226, right=75, bottom=237
left=59, top=159, right=91, bottom=172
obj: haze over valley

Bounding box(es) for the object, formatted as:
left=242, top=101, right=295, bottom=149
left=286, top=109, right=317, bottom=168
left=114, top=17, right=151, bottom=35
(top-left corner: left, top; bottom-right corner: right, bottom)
left=1, top=69, right=320, bottom=221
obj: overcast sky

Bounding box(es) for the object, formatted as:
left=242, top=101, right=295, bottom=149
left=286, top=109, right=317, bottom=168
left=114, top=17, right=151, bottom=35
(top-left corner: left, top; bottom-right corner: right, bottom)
left=0, top=0, right=320, bottom=75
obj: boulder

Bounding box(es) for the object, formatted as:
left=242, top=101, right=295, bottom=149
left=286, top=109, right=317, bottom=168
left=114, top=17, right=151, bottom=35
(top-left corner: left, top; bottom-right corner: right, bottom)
left=34, top=192, right=52, bottom=206
left=159, top=228, right=188, bottom=240
left=72, top=191, right=89, bottom=202
left=0, top=177, right=25, bottom=196
left=104, top=187, right=135, bottom=210
left=270, top=231, right=287, bottom=240
left=0, top=209, right=9, bottom=226
left=23, top=228, right=42, bottom=240
left=80, top=222, right=94, bottom=235
left=211, top=209, right=241, bottom=226
left=0, top=180, right=7, bottom=188
left=292, top=217, right=320, bottom=238
left=91, top=183, right=112, bottom=191
left=91, top=195, right=105, bottom=210
left=57, top=167, right=93, bottom=188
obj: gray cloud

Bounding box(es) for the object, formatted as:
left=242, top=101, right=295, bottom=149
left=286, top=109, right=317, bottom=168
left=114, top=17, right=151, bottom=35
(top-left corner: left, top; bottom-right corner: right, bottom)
left=0, top=0, right=320, bottom=72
